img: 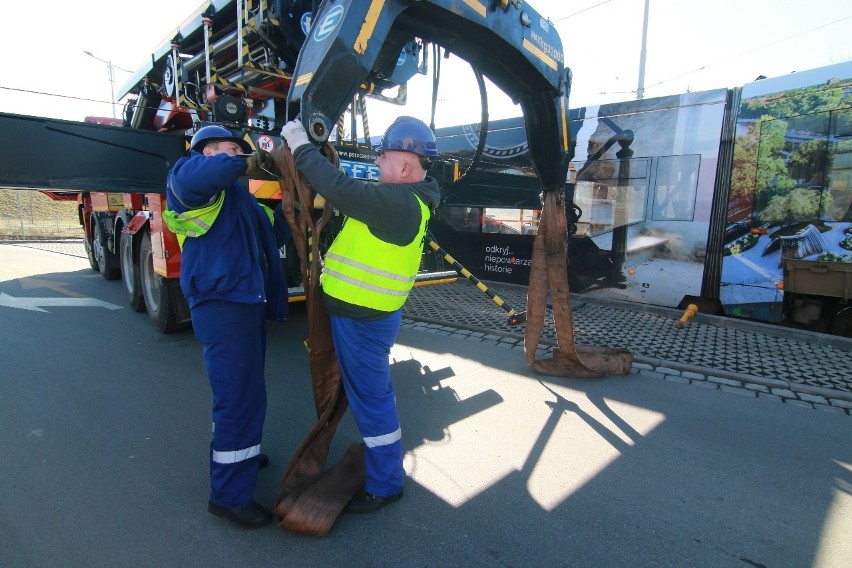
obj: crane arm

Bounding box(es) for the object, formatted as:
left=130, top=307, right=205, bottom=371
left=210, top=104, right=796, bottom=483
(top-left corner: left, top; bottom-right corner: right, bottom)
left=289, top=0, right=571, bottom=190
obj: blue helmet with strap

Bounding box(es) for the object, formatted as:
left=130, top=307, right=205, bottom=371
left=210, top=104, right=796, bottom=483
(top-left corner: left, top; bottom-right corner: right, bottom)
left=375, top=116, right=438, bottom=157
left=189, top=125, right=252, bottom=153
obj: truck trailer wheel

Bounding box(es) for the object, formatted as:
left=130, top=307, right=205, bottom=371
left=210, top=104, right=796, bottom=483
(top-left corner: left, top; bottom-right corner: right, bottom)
left=120, top=231, right=146, bottom=312
left=93, top=216, right=120, bottom=280
left=139, top=231, right=187, bottom=333
left=84, top=234, right=99, bottom=272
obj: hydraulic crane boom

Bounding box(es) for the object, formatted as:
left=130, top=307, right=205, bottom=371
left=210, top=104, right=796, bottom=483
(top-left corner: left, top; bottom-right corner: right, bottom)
left=289, top=0, right=571, bottom=191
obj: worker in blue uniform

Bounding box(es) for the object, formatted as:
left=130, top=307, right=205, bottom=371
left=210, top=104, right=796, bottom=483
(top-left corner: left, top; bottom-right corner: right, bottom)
left=165, top=125, right=288, bottom=528
left=280, top=116, right=440, bottom=513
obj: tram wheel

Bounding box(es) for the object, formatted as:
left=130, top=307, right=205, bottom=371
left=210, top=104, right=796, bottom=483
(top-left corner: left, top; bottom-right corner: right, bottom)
left=829, top=305, right=852, bottom=338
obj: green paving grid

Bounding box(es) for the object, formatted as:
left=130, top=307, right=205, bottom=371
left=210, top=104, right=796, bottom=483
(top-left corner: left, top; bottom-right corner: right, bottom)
left=405, top=280, right=852, bottom=394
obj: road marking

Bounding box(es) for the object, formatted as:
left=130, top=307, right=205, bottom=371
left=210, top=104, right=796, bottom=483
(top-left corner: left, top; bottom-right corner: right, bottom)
left=0, top=293, right=123, bottom=312
left=19, top=277, right=84, bottom=297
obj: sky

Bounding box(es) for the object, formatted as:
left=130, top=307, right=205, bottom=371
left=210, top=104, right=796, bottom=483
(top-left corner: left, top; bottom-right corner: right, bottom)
left=1, top=0, right=849, bottom=136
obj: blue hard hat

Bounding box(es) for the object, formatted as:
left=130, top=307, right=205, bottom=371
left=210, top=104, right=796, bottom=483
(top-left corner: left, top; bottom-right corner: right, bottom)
left=375, top=116, right=437, bottom=157
left=189, top=125, right=252, bottom=153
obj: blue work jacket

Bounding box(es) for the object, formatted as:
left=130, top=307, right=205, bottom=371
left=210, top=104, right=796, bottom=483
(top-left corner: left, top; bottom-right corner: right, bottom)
left=166, top=151, right=287, bottom=322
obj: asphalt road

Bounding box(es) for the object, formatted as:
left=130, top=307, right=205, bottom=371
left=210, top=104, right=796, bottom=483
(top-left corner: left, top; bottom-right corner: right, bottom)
left=1, top=244, right=850, bottom=567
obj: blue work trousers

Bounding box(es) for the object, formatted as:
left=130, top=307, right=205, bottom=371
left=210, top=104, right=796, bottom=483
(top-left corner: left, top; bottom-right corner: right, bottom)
left=192, top=300, right=267, bottom=507
left=330, top=311, right=404, bottom=497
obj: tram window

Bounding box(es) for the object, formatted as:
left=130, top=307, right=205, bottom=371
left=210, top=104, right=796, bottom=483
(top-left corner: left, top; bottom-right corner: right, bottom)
left=829, top=109, right=851, bottom=221
left=433, top=206, right=540, bottom=235
left=651, top=154, right=700, bottom=221
left=835, top=109, right=852, bottom=138
left=755, top=111, right=839, bottom=222
left=572, top=158, right=650, bottom=235
left=435, top=206, right=483, bottom=232
left=481, top=208, right=539, bottom=235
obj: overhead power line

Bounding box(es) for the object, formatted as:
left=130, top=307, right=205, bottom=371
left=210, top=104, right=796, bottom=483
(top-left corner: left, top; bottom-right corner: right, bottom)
left=552, top=0, right=613, bottom=22
left=644, top=14, right=852, bottom=92
left=0, top=85, right=114, bottom=106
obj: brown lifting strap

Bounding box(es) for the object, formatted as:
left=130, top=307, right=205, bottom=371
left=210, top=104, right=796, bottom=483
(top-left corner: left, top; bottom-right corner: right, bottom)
left=524, top=191, right=633, bottom=377
left=271, top=143, right=365, bottom=537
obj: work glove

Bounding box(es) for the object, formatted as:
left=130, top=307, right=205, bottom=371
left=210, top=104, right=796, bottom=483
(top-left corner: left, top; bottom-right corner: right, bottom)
left=281, top=119, right=311, bottom=151
left=244, top=149, right=279, bottom=178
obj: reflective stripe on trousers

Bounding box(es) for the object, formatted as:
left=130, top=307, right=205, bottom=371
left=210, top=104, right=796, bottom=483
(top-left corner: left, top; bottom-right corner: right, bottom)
left=330, top=311, right=405, bottom=497
left=212, top=443, right=261, bottom=464
left=363, top=427, right=402, bottom=448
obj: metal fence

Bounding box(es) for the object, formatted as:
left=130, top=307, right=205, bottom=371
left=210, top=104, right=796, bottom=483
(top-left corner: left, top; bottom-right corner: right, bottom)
left=0, top=190, right=82, bottom=239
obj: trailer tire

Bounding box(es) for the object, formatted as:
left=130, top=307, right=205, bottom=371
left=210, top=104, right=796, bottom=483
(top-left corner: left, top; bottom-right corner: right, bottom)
left=120, top=230, right=146, bottom=312
left=140, top=231, right=187, bottom=333
left=84, top=233, right=99, bottom=272
left=93, top=216, right=120, bottom=280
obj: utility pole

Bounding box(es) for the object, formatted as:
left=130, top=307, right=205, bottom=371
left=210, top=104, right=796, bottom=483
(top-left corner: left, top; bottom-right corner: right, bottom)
left=84, top=51, right=132, bottom=119
left=637, top=0, right=650, bottom=99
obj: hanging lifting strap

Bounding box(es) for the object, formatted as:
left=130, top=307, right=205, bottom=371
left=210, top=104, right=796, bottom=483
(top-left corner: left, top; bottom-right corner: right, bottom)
left=271, top=142, right=365, bottom=537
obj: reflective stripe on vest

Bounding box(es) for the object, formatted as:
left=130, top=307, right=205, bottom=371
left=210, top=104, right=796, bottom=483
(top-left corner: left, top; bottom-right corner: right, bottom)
left=321, top=195, right=430, bottom=312
left=163, top=192, right=225, bottom=249
left=258, top=203, right=274, bottom=225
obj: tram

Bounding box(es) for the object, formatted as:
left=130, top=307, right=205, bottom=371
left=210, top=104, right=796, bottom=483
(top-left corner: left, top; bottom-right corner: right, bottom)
left=430, top=61, right=852, bottom=336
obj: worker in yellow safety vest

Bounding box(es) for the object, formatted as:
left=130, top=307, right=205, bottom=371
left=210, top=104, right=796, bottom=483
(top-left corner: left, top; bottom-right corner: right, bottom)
left=281, top=116, right=440, bottom=514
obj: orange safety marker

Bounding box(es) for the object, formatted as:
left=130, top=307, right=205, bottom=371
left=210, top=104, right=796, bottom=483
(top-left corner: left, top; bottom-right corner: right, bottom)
left=675, top=303, right=699, bottom=329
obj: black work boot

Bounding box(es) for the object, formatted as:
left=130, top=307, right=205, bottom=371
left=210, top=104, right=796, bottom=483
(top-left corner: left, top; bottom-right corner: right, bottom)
left=208, top=500, right=272, bottom=527
left=344, top=489, right=403, bottom=514
left=258, top=454, right=270, bottom=470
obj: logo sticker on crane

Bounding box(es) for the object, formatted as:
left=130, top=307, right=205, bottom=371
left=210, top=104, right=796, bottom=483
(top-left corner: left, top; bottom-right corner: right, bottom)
left=257, top=135, right=275, bottom=152
left=300, top=12, right=313, bottom=36
left=314, top=5, right=344, bottom=42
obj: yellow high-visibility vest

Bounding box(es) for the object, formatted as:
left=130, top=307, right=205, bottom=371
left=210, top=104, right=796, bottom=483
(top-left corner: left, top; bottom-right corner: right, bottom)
left=163, top=192, right=274, bottom=249
left=321, top=196, right=429, bottom=311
